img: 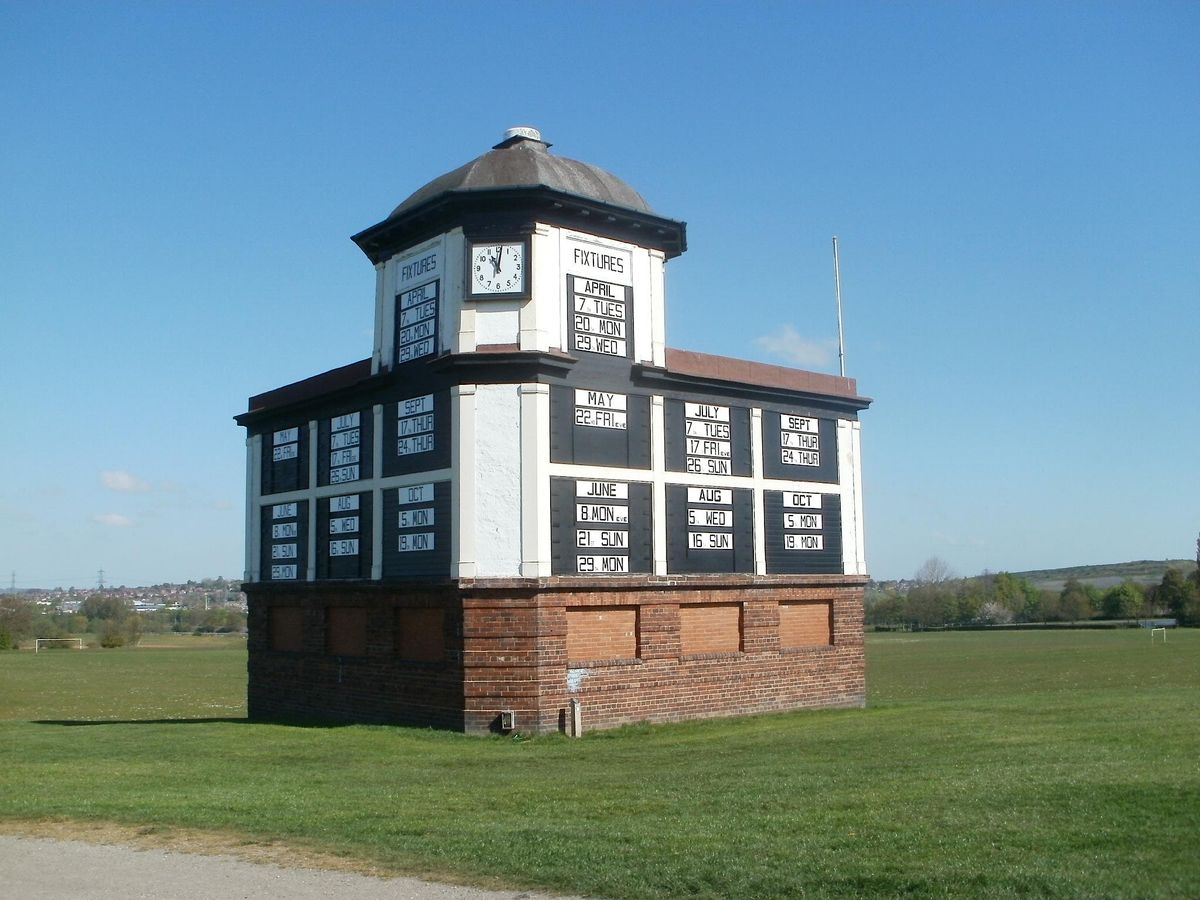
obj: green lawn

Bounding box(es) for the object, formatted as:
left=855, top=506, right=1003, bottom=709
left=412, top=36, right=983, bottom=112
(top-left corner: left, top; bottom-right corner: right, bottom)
left=0, top=631, right=1196, bottom=898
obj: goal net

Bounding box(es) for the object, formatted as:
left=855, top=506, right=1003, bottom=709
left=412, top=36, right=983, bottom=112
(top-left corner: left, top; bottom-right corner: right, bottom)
left=34, top=638, right=84, bottom=653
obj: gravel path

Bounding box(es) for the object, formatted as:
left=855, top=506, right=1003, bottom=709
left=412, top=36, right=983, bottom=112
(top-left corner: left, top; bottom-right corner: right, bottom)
left=0, top=835, right=580, bottom=900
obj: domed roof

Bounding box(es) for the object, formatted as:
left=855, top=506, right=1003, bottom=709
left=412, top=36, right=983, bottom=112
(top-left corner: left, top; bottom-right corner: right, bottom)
left=390, top=127, right=653, bottom=218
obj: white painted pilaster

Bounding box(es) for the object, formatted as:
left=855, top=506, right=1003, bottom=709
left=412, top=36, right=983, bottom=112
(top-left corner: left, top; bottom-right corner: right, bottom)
left=372, top=261, right=385, bottom=374
left=371, top=403, right=384, bottom=579
left=519, top=383, right=552, bottom=576
left=651, top=395, right=667, bottom=575
left=246, top=435, right=261, bottom=582
left=750, top=407, right=766, bottom=575
left=473, top=383, right=523, bottom=577
left=649, top=249, right=666, bottom=367
left=307, top=420, right=318, bottom=581
left=452, top=384, right=476, bottom=577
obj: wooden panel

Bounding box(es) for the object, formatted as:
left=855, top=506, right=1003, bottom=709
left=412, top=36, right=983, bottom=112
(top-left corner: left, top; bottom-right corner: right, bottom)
left=566, top=607, right=637, bottom=661
left=269, top=606, right=303, bottom=652
left=679, top=603, right=742, bottom=654
left=395, top=608, right=444, bottom=661
left=779, top=601, right=833, bottom=647
left=326, top=606, right=368, bottom=656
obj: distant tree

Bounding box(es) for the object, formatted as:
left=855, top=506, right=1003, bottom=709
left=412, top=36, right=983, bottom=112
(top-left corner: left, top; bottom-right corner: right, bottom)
left=97, top=620, right=125, bottom=648
left=1058, top=578, right=1092, bottom=621
left=906, top=582, right=957, bottom=628
left=0, top=595, right=35, bottom=645
left=1159, top=567, right=1200, bottom=626
left=914, top=557, right=955, bottom=585
left=80, top=594, right=128, bottom=622
left=865, top=588, right=905, bottom=627
left=1101, top=582, right=1144, bottom=620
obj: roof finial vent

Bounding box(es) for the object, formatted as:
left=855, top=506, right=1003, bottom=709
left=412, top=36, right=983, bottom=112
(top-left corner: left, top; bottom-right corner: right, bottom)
left=494, top=125, right=550, bottom=150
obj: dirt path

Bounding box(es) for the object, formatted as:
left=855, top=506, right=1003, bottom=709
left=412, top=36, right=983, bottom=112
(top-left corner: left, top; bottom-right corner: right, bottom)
left=0, top=826, right=581, bottom=900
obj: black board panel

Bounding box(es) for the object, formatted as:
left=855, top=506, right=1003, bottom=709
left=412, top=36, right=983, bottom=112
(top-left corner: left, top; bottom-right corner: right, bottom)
left=316, top=491, right=372, bottom=580
left=665, top=484, right=754, bottom=574
left=761, top=411, right=839, bottom=483
left=550, top=476, right=653, bottom=575
left=566, top=274, right=633, bottom=361
left=763, top=491, right=843, bottom=574
left=317, top=409, right=373, bottom=488
left=664, top=399, right=752, bottom=476
left=261, top=499, right=308, bottom=581
left=381, top=481, right=452, bottom=578
left=393, top=278, right=439, bottom=366
left=549, top=385, right=651, bottom=469
left=261, top=423, right=308, bottom=495
left=382, top=390, right=452, bottom=476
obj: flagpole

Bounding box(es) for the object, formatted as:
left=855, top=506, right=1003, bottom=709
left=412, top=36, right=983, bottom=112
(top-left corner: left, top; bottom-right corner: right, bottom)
left=833, top=236, right=846, bottom=377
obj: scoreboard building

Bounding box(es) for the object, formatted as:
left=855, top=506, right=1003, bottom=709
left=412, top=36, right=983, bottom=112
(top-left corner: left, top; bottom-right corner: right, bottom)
left=236, top=128, right=871, bottom=734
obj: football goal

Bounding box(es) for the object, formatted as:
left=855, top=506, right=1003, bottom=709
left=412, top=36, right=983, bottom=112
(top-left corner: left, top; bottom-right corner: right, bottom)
left=34, top=638, right=84, bottom=653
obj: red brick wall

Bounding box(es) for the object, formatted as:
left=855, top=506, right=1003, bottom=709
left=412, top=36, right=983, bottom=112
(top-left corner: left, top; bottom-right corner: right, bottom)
left=246, top=582, right=465, bottom=729
left=246, top=576, right=865, bottom=735
left=396, top=608, right=443, bottom=661
left=566, top=607, right=637, bottom=662
left=679, top=603, right=741, bottom=654
left=779, top=600, right=832, bottom=647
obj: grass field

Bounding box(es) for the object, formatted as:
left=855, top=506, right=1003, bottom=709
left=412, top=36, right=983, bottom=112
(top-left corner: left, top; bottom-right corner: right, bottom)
left=1, top=631, right=1197, bottom=897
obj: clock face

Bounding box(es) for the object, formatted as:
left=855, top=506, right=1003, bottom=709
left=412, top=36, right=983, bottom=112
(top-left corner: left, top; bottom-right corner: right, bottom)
left=470, top=242, right=524, bottom=295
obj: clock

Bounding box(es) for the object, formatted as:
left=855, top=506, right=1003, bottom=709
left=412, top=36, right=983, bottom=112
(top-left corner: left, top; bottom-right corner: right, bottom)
left=467, top=240, right=526, bottom=297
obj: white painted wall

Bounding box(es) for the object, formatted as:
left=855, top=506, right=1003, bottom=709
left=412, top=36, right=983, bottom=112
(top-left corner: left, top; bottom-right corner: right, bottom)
left=472, top=383, right=523, bottom=576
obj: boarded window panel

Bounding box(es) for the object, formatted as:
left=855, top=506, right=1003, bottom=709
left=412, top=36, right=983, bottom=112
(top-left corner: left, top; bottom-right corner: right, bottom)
left=780, top=601, right=833, bottom=647
left=396, top=608, right=444, bottom=661
left=679, top=603, right=742, bottom=654
left=326, top=606, right=368, bottom=656
left=270, top=606, right=304, bottom=652
left=566, top=607, right=637, bottom=662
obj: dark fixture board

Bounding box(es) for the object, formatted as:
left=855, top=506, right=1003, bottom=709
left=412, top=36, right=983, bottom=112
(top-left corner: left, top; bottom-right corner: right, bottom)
left=382, top=390, right=452, bottom=476
left=566, top=274, right=633, bottom=361
left=261, top=499, right=309, bottom=581
left=261, top=423, right=308, bottom=495
left=318, top=409, right=374, bottom=487
left=761, top=411, right=840, bottom=483
left=550, top=476, right=653, bottom=575
left=763, top=491, right=843, bottom=574
left=549, top=385, right=652, bottom=469
left=665, top=484, right=754, bottom=574
left=394, top=278, right=439, bottom=365
left=381, top=481, right=452, bottom=578
left=664, top=398, right=752, bottom=476
left=316, top=491, right=373, bottom=580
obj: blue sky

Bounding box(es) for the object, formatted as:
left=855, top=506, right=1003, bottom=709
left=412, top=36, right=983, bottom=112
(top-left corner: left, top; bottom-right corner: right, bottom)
left=2, top=1, right=1196, bottom=588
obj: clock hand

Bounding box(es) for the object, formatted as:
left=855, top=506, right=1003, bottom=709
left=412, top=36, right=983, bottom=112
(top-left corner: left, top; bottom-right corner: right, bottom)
left=491, top=247, right=502, bottom=275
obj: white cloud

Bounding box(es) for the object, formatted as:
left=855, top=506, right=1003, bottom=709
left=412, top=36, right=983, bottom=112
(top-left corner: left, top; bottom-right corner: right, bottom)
left=210, top=499, right=234, bottom=511
left=92, top=512, right=134, bottom=527
left=100, top=470, right=151, bottom=493
left=754, top=325, right=837, bottom=368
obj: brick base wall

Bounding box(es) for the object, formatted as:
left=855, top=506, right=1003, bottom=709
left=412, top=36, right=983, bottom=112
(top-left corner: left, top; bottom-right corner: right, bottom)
left=245, top=575, right=866, bottom=735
